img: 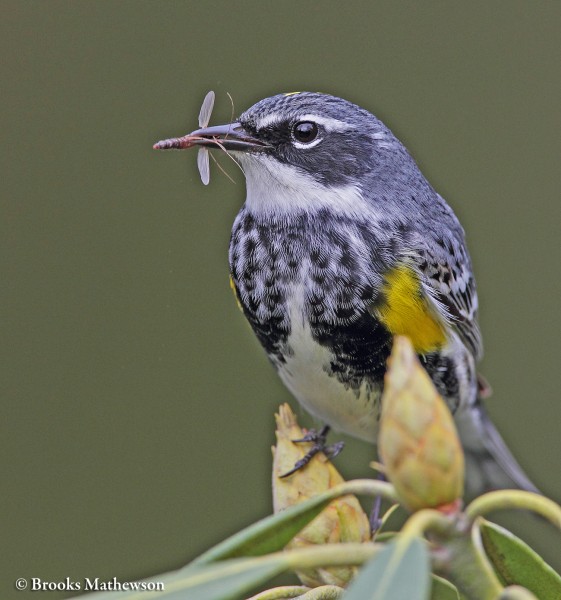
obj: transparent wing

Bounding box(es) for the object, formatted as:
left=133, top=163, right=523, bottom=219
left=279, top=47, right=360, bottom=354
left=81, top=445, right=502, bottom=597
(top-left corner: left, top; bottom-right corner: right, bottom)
left=198, top=90, right=215, bottom=128
left=195, top=91, right=215, bottom=184
left=197, top=147, right=210, bottom=185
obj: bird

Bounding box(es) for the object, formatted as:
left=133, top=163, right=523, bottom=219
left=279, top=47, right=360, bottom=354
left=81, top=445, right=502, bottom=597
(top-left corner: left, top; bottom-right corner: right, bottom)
left=154, top=91, right=538, bottom=498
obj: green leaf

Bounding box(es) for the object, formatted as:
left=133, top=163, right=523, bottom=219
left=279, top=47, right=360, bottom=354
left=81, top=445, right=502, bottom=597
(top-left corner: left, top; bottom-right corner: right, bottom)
left=480, top=519, right=561, bottom=600
left=155, top=558, right=286, bottom=600
left=430, top=575, right=460, bottom=600
left=80, top=555, right=287, bottom=600
left=191, top=493, right=331, bottom=565
left=192, top=479, right=395, bottom=565
left=78, top=543, right=378, bottom=600
left=343, top=537, right=430, bottom=600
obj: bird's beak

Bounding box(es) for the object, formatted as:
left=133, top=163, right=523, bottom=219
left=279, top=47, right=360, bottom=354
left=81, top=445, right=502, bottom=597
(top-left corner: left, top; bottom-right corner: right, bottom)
left=153, top=122, right=268, bottom=152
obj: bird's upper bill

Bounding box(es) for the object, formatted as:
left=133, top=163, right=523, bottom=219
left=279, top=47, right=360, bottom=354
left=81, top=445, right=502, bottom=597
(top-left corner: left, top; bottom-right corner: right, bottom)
left=153, top=123, right=268, bottom=153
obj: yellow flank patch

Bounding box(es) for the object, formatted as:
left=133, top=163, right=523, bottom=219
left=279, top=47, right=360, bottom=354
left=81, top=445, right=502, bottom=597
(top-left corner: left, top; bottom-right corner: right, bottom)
left=283, top=91, right=302, bottom=96
left=229, top=275, right=243, bottom=313
left=374, top=265, right=447, bottom=354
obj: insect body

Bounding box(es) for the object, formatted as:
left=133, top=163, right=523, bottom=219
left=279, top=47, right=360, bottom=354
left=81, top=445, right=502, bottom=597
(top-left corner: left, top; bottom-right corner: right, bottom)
left=153, top=90, right=215, bottom=185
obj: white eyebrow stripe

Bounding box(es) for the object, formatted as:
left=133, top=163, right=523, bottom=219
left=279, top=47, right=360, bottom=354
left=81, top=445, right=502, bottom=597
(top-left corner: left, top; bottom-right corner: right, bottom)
left=255, top=113, right=352, bottom=132
left=255, top=113, right=282, bottom=129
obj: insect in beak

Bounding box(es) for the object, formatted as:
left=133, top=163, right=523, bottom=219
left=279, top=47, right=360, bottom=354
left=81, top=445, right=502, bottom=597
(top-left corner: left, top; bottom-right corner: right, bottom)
left=153, top=91, right=267, bottom=185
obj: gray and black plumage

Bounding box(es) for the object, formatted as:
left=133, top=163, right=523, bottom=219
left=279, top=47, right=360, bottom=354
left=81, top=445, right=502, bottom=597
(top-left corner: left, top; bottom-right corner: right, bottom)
left=155, top=91, right=538, bottom=498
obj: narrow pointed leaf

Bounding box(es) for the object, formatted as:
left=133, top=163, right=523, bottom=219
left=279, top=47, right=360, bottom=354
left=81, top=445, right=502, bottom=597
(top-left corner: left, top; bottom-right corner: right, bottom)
left=190, top=496, right=329, bottom=565
left=77, top=544, right=377, bottom=600
left=152, top=558, right=284, bottom=600
left=78, top=555, right=286, bottom=600
left=430, top=575, right=460, bottom=600
left=192, top=480, right=394, bottom=565
left=343, top=537, right=430, bottom=600
left=480, top=520, right=561, bottom=600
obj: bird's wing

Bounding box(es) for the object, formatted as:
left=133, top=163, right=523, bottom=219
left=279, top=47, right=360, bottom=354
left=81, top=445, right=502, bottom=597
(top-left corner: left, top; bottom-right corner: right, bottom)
left=410, top=231, right=483, bottom=362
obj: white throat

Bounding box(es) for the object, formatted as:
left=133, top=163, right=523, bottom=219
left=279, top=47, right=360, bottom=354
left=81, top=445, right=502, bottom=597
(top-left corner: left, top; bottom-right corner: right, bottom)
left=236, top=153, right=370, bottom=219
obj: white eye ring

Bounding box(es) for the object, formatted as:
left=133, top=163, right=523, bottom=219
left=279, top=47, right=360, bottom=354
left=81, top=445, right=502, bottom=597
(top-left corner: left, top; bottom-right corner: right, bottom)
left=293, top=137, right=322, bottom=149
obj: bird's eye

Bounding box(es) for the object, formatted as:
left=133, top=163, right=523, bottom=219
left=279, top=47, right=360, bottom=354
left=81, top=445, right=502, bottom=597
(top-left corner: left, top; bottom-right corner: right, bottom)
left=292, top=121, right=319, bottom=144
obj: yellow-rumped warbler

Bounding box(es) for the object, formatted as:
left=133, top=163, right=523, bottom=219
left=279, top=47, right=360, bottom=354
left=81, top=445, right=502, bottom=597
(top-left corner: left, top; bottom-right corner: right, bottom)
left=154, top=92, right=538, bottom=498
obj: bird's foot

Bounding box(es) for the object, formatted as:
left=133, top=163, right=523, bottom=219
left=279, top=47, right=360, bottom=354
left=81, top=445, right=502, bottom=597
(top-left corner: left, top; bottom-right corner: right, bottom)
left=279, top=425, right=344, bottom=478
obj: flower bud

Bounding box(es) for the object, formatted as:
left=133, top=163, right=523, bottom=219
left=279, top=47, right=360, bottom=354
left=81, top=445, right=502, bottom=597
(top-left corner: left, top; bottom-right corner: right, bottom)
left=272, top=404, right=370, bottom=587
left=379, top=336, right=464, bottom=512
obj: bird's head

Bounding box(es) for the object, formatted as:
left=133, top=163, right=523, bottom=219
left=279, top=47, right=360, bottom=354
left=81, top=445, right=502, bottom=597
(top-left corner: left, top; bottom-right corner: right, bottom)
left=156, top=92, right=416, bottom=217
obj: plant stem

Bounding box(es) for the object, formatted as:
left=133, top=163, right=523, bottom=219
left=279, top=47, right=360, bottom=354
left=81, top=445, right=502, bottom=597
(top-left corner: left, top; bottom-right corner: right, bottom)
left=281, top=542, right=380, bottom=572
left=466, top=491, right=561, bottom=529
left=432, top=517, right=503, bottom=600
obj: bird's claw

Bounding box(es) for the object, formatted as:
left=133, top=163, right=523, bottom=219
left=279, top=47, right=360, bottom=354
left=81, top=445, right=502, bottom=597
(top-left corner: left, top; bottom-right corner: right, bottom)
left=279, top=425, right=344, bottom=478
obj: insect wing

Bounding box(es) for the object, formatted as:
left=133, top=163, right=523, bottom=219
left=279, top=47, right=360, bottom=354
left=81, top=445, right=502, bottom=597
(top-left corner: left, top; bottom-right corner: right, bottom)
left=198, top=90, right=215, bottom=128
left=197, top=147, right=210, bottom=185
left=196, top=91, right=215, bottom=184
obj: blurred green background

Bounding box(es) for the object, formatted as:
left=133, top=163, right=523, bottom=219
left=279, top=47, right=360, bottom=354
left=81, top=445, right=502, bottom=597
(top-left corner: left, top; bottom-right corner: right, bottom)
left=2, top=1, right=560, bottom=598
